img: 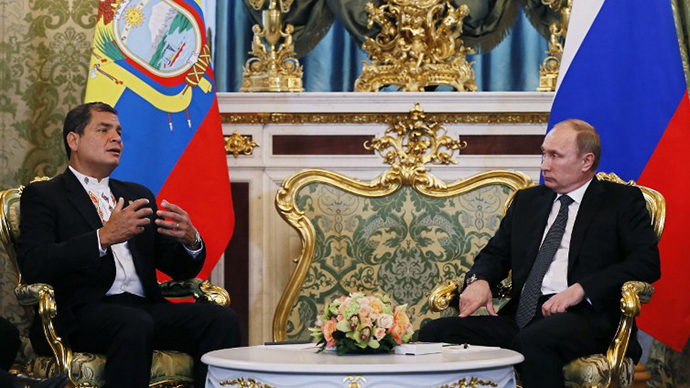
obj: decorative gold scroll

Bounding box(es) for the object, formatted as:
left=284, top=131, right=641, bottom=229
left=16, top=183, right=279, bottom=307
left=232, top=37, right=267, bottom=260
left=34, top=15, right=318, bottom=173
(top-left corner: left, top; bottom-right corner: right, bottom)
left=225, top=132, right=260, bottom=158
left=220, top=112, right=550, bottom=125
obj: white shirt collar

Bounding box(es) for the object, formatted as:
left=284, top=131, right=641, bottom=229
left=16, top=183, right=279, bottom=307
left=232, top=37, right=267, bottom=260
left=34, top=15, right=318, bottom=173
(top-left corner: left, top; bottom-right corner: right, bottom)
left=69, top=165, right=110, bottom=191
left=555, top=177, right=593, bottom=205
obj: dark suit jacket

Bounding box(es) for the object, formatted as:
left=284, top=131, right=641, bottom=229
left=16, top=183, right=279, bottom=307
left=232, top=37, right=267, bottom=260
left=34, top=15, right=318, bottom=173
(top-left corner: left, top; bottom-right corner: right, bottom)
left=468, top=177, right=661, bottom=336
left=18, top=168, right=206, bottom=338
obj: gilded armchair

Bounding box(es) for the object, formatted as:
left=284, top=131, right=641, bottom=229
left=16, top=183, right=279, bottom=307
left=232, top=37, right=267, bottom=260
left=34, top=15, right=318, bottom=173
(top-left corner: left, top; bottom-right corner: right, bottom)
left=428, top=172, right=665, bottom=388
left=272, top=104, right=533, bottom=341
left=0, top=181, right=231, bottom=388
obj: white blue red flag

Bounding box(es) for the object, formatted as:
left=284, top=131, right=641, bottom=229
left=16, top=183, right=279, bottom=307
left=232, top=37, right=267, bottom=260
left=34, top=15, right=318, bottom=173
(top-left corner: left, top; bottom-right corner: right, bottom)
left=85, top=0, right=234, bottom=281
left=549, top=0, right=690, bottom=350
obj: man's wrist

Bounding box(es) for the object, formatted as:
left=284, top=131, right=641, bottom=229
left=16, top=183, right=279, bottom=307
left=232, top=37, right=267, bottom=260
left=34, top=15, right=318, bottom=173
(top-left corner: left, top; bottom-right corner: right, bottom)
left=185, top=229, right=202, bottom=250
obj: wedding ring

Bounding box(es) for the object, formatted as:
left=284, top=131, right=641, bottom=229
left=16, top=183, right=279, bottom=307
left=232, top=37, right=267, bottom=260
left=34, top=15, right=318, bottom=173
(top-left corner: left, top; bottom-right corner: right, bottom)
left=176, top=222, right=180, bottom=230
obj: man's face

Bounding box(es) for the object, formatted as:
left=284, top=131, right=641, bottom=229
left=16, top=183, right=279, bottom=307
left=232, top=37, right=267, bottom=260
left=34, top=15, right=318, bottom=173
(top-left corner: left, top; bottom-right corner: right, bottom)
left=69, top=110, right=123, bottom=178
left=541, top=124, right=591, bottom=194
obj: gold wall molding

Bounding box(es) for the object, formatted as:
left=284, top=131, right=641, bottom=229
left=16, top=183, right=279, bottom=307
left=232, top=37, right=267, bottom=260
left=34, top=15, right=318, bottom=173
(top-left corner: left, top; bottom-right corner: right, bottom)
left=225, top=132, right=260, bottom=158
left=220, top=112, right=549, bottom=125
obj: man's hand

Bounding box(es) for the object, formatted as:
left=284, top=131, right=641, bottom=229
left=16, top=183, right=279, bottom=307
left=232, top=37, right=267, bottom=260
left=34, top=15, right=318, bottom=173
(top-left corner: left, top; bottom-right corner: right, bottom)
left=458, top=280, right=496, bottom=317
left=99, top=198, right=152, bottom=249
left=155, top=200, right=200, bottom=249
left=541, top=283, right=585, bottom=317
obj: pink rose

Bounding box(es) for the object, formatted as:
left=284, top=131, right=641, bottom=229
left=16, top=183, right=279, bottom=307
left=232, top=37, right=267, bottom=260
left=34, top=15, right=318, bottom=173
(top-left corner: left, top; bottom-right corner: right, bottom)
left=322, top=319, right=337, bottom=348
left=375, top=328, right=386, bottom=341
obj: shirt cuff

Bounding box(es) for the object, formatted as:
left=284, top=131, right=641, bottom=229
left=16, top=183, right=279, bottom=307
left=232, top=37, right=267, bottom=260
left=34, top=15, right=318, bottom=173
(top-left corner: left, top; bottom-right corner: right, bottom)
left=96, top=229, right=107, bottom=257
left=184, top=240, right=203, bottom=259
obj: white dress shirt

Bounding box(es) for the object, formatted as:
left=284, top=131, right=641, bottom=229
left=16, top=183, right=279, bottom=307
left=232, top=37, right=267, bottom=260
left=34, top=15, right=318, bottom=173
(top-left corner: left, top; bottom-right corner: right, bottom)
left=69, top=166, right=201, bottom=297
left=539, top=178, right=593, bottom=295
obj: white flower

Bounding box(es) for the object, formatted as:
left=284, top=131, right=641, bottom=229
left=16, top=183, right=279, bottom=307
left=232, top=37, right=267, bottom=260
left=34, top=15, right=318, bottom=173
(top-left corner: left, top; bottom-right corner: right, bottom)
left=376, top=313, right=394, bottom=329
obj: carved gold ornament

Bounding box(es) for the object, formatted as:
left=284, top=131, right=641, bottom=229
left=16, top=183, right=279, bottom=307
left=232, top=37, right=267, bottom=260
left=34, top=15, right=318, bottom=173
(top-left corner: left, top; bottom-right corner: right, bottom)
left=225, top=132, right=260, bottom=158
left=220, top=112, right=550, bottom=125
left=364, top=103, right=467, bottom=185
left=537, top=0, right=572, bottom=92
left=355, top=0, right=477, bottom=92
left=434, top=377, right=498, bottom=388
left=241, top=0, right=304, bottom=92
left=220, top=377, right=277, bottom=388
left=343, top=375, right=367, bottom=388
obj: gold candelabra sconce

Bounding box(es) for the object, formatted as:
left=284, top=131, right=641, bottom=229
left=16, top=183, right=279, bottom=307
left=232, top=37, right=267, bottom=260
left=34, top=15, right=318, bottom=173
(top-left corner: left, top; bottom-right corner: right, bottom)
left=355, top=0, right=477, bottom=92
left=241, top=0, right=304, bottom=92
left=537, top=0, right=572, bottom=92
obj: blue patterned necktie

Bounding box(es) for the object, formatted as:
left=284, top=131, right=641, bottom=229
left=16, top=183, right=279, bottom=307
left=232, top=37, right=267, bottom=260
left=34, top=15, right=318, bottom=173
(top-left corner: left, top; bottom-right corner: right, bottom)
left=515, top=194, right=574, bottom=329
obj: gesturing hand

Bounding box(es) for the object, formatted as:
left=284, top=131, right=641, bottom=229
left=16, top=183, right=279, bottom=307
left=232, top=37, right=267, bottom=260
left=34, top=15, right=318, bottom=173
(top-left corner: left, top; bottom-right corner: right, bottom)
left=541, top=283, right=585, bottom=317
left=458, top=280, right=496, bottom=318
left=155, top=200, right=200, bottom=249
left=99, top=198, right=153, bottom=249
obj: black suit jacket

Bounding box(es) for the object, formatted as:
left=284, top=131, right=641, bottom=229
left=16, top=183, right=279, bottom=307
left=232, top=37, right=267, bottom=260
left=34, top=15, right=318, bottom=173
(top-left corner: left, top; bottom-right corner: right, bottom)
left=469, top=177, right=660, bottom=334
left=18, top=168, right=206, bottom=337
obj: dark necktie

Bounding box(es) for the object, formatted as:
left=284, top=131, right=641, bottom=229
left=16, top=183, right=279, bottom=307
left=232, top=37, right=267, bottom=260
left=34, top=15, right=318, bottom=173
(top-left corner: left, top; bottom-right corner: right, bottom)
left=515, top=194, right=574, bottom=329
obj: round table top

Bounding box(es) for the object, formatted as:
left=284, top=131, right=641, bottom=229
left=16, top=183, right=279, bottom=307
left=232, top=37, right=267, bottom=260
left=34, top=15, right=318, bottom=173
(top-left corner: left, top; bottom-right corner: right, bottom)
left=202, top=343, right=524, bottom=374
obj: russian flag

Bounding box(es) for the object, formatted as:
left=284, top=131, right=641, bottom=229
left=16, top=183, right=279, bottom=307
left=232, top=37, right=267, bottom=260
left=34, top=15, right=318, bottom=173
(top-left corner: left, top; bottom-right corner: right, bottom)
left=85, top=0, right=233, bottom=281
left=549, top=0, right=690, bottom=351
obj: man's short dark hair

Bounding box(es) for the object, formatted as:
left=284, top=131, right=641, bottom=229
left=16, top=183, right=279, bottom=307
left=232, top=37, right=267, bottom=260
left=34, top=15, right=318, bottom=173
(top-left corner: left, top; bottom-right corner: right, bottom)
left=556, top=119, right=601, bottom=172
left=63, top=102, right=118, bottom=158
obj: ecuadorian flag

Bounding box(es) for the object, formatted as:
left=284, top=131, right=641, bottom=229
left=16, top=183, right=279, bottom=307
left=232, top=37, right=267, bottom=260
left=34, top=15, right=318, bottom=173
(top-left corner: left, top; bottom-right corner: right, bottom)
left=549, top=0, right=690, bottom=350
left=85, top=0, right=233, bottom=280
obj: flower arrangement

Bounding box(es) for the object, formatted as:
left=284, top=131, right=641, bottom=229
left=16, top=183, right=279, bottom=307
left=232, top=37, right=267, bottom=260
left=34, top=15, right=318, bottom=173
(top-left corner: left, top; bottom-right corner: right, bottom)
left=310, top=292, right=414, bottom=355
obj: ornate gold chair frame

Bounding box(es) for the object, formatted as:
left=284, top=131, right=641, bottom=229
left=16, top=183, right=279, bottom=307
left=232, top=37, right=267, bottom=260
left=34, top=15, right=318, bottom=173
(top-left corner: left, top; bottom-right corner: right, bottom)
left=428, top=172, right=665, bottom=388
left=272, top=103, right=533, bottom=341
left=0, top=182, right=230, bottom=388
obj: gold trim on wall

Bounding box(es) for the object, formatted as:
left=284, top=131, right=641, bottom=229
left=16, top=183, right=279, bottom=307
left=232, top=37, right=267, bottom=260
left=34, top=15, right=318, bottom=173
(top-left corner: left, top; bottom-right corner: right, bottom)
left=220, top=112, right=550, bottom=125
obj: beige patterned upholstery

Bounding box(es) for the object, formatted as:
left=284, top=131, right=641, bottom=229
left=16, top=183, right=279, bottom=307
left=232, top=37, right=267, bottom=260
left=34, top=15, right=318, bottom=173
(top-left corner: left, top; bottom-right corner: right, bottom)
left=563, top=355, right=635, bottom=388
left=275, top=181, right=527, bottom=341
left=0, top=183, right=230, bottom=387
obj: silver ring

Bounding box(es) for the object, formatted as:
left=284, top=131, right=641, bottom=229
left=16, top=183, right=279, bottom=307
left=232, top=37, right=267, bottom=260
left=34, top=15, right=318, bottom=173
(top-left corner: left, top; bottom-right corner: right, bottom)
left=176, top=222, right=180, bottom=230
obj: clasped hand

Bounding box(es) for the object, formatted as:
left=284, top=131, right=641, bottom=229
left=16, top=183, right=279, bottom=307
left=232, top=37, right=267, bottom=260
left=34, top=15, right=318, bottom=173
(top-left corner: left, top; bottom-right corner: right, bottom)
left=99, top=198, right=199, bottom=249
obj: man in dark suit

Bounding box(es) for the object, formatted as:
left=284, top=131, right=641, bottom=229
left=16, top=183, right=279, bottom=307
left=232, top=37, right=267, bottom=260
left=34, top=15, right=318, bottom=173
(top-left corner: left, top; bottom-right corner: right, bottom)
left=18, top=102, right=241, bottom=388
left=419, top=119, right=661, bottom=388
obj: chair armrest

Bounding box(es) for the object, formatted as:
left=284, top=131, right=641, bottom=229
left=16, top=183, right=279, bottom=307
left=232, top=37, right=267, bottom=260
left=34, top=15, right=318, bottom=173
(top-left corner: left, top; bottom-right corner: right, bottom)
left=14, top=283, right=74, bottom=381
left=159, top=278, right=231, bottom=307
left=428, top=277, right=513, bottom=313
left=606, top=281, right=655, bottom=387
left=428, top=280, right=461, bottom=312
left=15, top=283, right=52, bottom=306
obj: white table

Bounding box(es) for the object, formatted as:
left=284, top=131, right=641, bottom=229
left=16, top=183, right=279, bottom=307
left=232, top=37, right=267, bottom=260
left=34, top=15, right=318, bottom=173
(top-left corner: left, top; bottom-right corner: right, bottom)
left=202, top=343, right=524, bottom=388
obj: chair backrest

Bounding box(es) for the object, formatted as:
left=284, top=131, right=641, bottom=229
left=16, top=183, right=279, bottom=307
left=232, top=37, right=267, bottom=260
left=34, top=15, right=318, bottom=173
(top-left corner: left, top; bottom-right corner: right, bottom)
left=0, top=185, right=34, bottom=364
left=595, top=172, right=665, bottom=240
left=272, top=104, right=533, bottom=341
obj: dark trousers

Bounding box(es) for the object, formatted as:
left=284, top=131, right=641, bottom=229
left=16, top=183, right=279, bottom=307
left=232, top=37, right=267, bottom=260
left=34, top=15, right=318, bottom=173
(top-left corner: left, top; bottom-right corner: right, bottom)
left=68, top=293, right=241, bottom=388
left=418, top=297, right=610, bottom=388
left=1, top=316, right=22, bottom=387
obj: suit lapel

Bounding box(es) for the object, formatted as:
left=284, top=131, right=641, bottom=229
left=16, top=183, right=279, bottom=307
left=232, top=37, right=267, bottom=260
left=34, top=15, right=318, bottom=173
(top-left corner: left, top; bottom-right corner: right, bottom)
left=522, top=188, right=557, bottom=271
left=568, top=177, right=605, bottom=273
left=63, top=168, right=103, bottom=230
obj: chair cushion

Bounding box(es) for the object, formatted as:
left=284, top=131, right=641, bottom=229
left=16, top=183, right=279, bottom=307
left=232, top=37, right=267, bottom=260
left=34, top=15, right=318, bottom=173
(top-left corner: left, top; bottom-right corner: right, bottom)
left=24, top=350, right=194, bottom=387
left=563, top=354, right=635, bottom=388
